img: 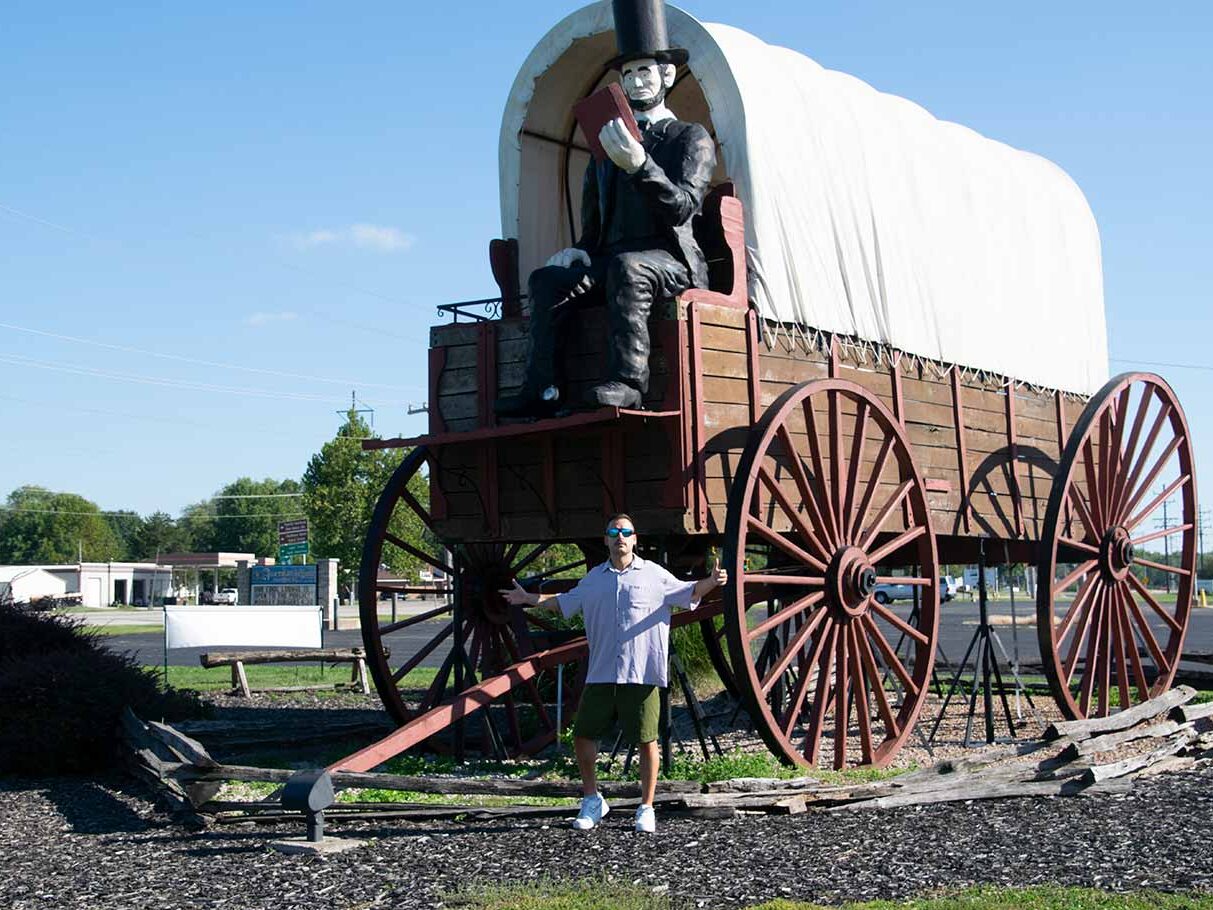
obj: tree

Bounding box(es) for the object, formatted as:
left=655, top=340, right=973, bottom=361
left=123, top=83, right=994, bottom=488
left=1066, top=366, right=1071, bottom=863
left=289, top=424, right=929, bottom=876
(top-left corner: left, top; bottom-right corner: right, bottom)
left=104, top=510, right=143, bottom=561
left=0, top=486, right=123, bottom=564
left=210, top=477, right=304, bottom=557
left=131, top=511, right=193, bottom=560
left=302, top=409, right=421, bottom=592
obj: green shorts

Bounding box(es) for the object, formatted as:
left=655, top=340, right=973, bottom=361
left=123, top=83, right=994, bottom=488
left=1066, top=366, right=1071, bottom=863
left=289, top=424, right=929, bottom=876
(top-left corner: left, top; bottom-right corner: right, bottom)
left=573, top=683, right=661, bottom=744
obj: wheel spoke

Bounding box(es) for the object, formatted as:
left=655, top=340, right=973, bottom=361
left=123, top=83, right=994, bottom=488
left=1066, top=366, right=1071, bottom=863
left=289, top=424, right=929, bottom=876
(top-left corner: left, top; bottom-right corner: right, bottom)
left=781, top=618, right=834, bottom=736
left=1059, top=537, right=1100, bottom=556
left=378, top=603, right=454, bottom=636
left=1106, top=387, right=1133, bottom=513
left=1055, top=559, right=1098, bottom=595
left=870, top=600, right=930, bottom=646
left=850, top=436, right=896, bottom=551
left=391, top=621, right=455, bottom=683
left=848, top=624, right=875, bottom=765
left=773, top=426, right=838, bottom=553
left=833, top=627, right=851, bottom=769
left=746, top=512, right=829, bottom=573
left=1112, top=402, right=1172, bottom=525
left=857, top=480, right=915, bottom=552
left=522, top=559, right=589, bottom=583
left=829, top=390, right=845, bottom=536
left=1124, top=473, right=1190, bottom=533
left=867, top=524, right=927, bottom=567
left=874, top=576, right=932, bottom=586
left=1110, top=595, right=1133, bottom=711
left=1067, top=488, right=1101, bottom=544
left=1119, top=437, right=1185, bottom=528
left=1131, top=521, right=1194, bottom=548
left=398, top=484, right=433, bottom=529
left=800, top=399, right=841, bottom=544
left=1133, top=556, right=1190, bottom=578
left=1109, top=385, right=1154, bottom=517
left=1055, top=575, right=1100, bottom=645
left=855, top=620, right=900, bottom=737
left=863, top=613, right=919, bottom=696
left=748, top=591, right=826, bottom=641
left=1063, top=586, right=1100, bottom=685
left=1121, top=583, right=1169, bottom=675
left=1096, top=594, right=1112, bottom=716
left=803, top=623, right=838, bottom=764
left=1126, top=572, right=1184, bottom=631
left=384, top=532, right=453, bottom=576
left=760, top=607, right=829, bottom=694
left=1078, top=590, right=1106, bottom=714
left=841, top=401, right=872, bottom=542
left=418, top=648, right=457, bottom=713
left=1081, top=437, right=1105, bottom=532
left=1097, top=404, right=1114, bottom=521
left=744, top=573, right=826, bottom=586
left=1116, top=586, right=1151, bottom=703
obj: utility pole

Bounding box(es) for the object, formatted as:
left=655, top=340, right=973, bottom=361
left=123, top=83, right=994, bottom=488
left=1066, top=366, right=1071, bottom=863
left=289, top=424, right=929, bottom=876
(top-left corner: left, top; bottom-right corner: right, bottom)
left=1153, top=497, right=1174, bottom=594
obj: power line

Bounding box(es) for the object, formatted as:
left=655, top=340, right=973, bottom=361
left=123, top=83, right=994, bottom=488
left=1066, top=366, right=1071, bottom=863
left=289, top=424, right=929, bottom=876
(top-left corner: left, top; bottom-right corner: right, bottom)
left=0, top=352, right=401, bottom=405
left=0, top=320, right=426, bottom=393
left=211, top=493, right=304, bottom=499
left=0, top=506, right=307, bottom=520
left=1109, top=357, right=1213, bottom=375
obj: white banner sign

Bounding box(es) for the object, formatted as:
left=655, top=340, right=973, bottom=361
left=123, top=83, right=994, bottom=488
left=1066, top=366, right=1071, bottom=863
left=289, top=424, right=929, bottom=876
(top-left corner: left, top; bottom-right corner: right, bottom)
left=164, top=606, right=322, bottom=650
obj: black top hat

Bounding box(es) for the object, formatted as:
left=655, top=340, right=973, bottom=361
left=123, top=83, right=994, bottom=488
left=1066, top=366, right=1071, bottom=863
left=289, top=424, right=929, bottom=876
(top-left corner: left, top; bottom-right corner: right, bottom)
left=608, top=0, right=689, bottom=69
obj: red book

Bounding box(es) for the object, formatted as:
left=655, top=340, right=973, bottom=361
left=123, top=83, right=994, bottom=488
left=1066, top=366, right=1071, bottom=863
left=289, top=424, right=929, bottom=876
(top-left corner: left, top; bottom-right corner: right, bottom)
left=573, top=83, right=643, bottom=162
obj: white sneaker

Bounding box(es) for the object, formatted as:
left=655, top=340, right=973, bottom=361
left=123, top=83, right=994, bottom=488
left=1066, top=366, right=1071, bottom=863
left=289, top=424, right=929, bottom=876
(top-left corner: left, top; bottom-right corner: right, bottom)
left=572, top=793, right=609, bottom=830
left=634, top=803, right=656, bottom=833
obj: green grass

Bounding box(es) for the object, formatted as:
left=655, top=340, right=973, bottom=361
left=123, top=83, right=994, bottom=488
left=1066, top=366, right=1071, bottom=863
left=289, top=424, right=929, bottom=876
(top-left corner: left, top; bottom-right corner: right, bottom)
left=147, top=663, right=438, bottom=693
left=442, top=884, right=1213, bottom=910
left=89, top=624, right=162, bottom=636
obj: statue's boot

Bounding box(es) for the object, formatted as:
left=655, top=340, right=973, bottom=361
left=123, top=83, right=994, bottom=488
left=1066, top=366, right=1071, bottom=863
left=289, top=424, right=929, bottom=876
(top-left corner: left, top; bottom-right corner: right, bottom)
left=586, top=380, right=642, bottom=409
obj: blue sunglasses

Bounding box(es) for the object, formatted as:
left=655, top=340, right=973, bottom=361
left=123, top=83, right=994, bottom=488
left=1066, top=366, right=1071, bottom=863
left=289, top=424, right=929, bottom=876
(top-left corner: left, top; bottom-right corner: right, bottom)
left=606, top=527, right=635, bottom=538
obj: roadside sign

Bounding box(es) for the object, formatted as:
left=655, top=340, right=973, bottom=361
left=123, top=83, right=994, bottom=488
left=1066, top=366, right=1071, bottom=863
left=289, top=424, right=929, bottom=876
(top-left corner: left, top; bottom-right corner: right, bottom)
left=279, top=519, right=309, bottom=545
left=278, top=542, right=309, bottom=560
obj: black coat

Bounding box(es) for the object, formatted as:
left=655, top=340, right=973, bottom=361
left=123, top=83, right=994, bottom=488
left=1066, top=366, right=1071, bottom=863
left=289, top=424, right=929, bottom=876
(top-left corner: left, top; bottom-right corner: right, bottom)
left=575, top=118, right=717, bottom=289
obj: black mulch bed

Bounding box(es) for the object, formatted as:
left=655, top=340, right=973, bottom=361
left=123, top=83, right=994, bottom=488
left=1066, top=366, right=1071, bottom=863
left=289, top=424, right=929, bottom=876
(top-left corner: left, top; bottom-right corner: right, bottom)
left=3, top=764, right=1213, bottom=909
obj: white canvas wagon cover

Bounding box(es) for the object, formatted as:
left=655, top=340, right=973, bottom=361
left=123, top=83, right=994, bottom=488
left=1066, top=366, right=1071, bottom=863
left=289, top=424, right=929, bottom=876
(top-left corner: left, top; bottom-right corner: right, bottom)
left=500, top=2, right=1108, bottom=395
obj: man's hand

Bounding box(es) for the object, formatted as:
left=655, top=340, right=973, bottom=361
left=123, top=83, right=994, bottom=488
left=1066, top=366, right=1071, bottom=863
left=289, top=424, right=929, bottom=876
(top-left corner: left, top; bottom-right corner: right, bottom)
left=599, top=118, right=646, bottom=174
left=692, top=558, right=729, bottom=603
left=498, top=578, right=539, bottom=608
left=545, top=247, right=592, bottom=269
left=709, top=557, right=728, bottom=590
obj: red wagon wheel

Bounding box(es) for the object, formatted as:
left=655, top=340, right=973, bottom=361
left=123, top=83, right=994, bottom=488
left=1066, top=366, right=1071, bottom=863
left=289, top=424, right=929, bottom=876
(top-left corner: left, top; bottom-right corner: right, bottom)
left=1037, top=373, right=1197, bottom=719
left=723, top=379, right=940, bottom=769
left=358, top=446, right=590, bottom=755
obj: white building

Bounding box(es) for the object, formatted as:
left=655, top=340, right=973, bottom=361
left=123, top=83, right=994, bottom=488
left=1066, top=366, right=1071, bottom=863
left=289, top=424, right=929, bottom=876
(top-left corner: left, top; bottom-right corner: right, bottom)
left=0, top=567, right=68, bottom=603
left=0, top=563, right=175, bottom=607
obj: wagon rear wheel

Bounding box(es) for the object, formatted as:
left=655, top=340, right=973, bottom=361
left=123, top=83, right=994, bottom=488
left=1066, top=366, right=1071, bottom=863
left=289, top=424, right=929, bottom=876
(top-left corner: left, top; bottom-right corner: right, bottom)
left=359, top=446, right=590, bottom=755
left=1037, top=373, right=1197, bottom=719
left=723, top=379, right=940, bottom=769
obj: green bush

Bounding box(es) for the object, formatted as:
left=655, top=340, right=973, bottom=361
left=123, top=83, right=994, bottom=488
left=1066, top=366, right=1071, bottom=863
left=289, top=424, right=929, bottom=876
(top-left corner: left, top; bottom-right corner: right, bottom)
left=0, top=603, right=203, bottom=775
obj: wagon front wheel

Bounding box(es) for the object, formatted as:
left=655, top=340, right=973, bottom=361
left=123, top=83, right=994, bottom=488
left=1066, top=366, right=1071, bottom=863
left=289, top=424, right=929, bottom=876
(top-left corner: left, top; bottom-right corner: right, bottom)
left=723, top=379, right=940, bottom=770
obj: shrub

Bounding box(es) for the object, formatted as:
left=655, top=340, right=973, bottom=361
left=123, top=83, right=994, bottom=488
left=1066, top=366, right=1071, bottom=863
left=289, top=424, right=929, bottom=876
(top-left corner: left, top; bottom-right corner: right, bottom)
left=0, top=603, right=203, bottom=775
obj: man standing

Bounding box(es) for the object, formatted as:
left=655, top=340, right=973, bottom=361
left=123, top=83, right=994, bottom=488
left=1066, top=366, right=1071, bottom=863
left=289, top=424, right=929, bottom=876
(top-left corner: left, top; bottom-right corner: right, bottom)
left=500, top=514, right=726, bottom=833
left=494, top=0, right=717, bottom=417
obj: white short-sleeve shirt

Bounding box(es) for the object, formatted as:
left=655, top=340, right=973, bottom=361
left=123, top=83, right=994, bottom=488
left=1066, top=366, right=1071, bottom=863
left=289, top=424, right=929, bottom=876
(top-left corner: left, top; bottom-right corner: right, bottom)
left=558, top=556, right=697, bottom=687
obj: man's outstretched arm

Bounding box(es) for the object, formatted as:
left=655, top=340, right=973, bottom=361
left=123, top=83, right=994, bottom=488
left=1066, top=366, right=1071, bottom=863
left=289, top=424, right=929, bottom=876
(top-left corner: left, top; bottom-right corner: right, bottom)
left=499, top=578, right=562, bottom=613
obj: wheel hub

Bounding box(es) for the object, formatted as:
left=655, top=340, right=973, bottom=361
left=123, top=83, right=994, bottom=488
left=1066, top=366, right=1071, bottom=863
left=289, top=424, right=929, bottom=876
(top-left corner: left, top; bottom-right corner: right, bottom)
left=1101, top=527, right=1134, bottom=582
left=828, top=546, right=876, bottom=619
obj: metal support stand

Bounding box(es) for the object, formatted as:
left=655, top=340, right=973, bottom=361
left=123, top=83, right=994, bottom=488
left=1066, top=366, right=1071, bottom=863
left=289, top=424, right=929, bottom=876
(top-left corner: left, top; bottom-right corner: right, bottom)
left=451, top=557, right=466, bottom=761
left=927, top=539, right=1027, bottom=746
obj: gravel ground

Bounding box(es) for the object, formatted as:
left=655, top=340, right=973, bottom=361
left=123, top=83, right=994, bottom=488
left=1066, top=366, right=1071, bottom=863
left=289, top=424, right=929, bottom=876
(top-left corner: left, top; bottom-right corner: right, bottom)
left=3, top=760, right=1213, bottom=909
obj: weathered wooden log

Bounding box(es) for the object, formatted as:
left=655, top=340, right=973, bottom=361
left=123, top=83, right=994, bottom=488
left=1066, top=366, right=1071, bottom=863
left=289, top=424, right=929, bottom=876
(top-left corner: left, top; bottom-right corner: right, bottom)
left=1169, top=700, right=1213, bottom=725
left=704, top=776, right=819, bottom=794
left=199, top=648, right=375, bottom=667
left=834, top=775, right=1094, bottom=811
left=1057, top=719, right=1187, bottom=761
left=167, top=761, right=699, bottom=797
left=1043, top=687, right=1195, bottom=741
left=1080, top=731, right=1195, bottom=784
left=173, top=717, right=393, bottom=750
left=145, top=720, right=219, bottom=769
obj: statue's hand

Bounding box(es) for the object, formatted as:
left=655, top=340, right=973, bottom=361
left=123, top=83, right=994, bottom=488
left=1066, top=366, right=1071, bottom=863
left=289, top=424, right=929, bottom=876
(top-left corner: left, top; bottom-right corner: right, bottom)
left=545, top=247, right=592, bottom=269
left=599, top=118, right=646, bottom=174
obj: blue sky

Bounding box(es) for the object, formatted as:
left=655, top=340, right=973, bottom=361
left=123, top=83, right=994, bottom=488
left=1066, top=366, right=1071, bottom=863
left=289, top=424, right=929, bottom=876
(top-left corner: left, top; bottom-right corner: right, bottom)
left=1, top=1, right=1209, bottom=524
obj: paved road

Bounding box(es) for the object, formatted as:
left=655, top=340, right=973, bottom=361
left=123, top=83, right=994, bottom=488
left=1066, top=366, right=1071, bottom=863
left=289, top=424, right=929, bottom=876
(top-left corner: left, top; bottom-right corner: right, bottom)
left=95, top=597, right=1213, bottom=670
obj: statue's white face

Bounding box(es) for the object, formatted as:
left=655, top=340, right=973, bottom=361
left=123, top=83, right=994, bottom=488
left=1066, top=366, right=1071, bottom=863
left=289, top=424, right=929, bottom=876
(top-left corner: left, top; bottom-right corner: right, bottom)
left=620, top=57, right=676, bottom=105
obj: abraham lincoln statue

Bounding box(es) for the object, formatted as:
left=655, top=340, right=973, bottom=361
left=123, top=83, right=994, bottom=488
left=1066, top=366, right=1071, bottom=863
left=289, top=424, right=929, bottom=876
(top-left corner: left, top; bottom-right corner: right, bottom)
left=495, top=0, right=716, bottom=417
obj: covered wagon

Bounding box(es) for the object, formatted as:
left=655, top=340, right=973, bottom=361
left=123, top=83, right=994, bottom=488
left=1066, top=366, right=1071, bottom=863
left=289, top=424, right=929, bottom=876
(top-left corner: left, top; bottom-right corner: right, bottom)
left=343, top=2, right=1197, bottom=774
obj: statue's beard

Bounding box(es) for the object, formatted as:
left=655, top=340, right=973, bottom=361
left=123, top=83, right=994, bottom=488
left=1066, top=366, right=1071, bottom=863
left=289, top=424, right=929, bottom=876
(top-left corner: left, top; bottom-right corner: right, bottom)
left=628, top=84, right=667, bottom=113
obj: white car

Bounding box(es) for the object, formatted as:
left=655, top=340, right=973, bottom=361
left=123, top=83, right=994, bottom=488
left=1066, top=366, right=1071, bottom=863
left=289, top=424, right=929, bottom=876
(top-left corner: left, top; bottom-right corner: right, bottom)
left=872, top=582, right=914, bottom=605
left=213, top=588, right=239, bottom=605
